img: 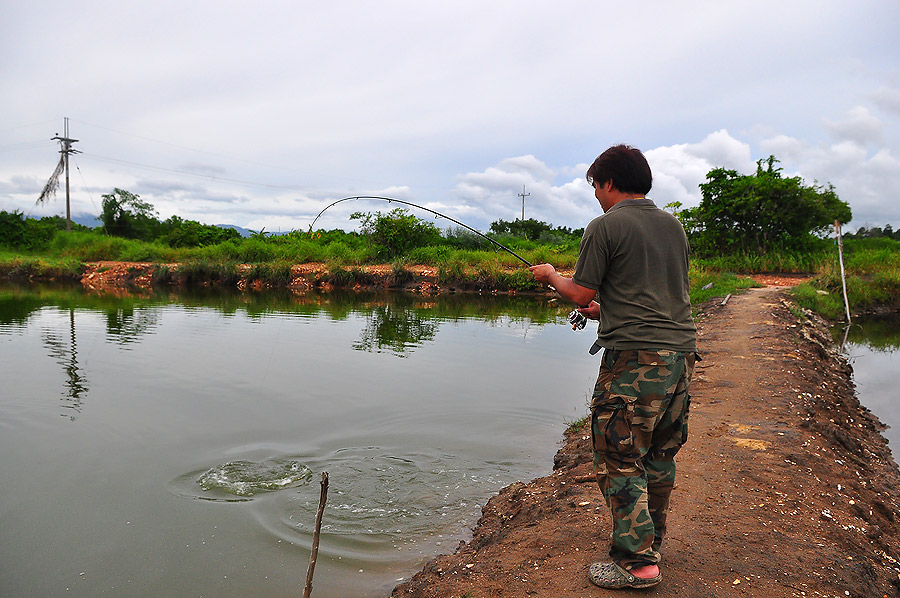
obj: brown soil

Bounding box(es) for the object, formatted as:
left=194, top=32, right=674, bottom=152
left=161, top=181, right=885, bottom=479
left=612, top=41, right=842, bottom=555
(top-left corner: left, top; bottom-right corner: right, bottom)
left=78, top=262, right=468, bottom=295
left=392, top=286, right=900, bottom=598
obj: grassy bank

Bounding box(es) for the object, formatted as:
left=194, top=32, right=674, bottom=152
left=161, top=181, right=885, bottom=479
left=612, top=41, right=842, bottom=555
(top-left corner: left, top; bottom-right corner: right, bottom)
left=0, top=248, right=767, bottom=311
left=0, top=250, right=85, bottom=281
left=790, top=237, right=900, bottom=319
left=2, top=232, right=898, bottom=318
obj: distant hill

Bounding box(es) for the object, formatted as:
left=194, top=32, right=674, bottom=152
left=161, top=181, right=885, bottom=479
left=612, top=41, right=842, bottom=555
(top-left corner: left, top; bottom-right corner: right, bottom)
left=72, top=215, right=103, bottom=228
left=214, top=224, right=253, bottom=238
left=68, top=215, right=254, bottom=238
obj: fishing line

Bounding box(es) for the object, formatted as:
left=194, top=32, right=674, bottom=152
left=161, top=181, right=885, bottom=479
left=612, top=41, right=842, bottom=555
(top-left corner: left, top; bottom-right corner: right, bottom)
left=309, top=196, right=590, bottom=331
left=307, top=196, right=533, bottom=267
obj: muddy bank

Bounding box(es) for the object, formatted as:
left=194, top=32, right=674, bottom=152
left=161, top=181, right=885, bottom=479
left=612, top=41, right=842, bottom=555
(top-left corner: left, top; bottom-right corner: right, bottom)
left=391, top=287, right=900, bottom=598
left=75, top=261, right=536, bottom=296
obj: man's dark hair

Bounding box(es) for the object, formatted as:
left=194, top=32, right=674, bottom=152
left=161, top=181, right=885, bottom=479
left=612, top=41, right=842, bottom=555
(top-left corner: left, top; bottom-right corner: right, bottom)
left=586, top=144, right=652, bottom=195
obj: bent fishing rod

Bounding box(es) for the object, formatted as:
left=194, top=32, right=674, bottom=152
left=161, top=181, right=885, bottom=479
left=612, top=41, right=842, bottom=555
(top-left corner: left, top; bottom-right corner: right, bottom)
left=307, top=196, right=533, bottom=267
left=308, top=195, right=589, bottom=330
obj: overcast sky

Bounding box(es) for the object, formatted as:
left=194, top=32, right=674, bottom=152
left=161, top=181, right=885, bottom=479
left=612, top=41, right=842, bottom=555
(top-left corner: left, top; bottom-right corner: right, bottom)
left=2, top=1, right=899, bottom=235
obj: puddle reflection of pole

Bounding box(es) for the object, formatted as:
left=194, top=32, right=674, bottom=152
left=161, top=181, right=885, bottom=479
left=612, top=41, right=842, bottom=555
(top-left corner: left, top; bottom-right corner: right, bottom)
left=43, top=307, right=89, bottom=420
left=64, top=308, right=88, bottom=405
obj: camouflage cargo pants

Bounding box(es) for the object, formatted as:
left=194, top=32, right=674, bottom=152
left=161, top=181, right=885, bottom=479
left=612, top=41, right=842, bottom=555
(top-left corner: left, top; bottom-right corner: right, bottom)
left=590, top=348, right=696, bottom=570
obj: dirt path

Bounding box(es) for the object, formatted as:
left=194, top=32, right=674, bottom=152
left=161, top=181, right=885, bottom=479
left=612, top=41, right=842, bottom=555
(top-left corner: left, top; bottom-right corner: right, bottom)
left=392, top=287, right=900, bottom=597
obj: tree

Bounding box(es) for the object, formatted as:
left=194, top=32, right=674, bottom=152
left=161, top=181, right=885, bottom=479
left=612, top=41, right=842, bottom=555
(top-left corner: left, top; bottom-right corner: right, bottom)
left=157, top=215, right=241, bottom=247
left=100, top=188, right=159, bottom=240
left=490, top=218, right=552, bottom=240
left=489, top=218, right=580, bottom=243
left=682, top=156, right=852, bottom=255
left=350, top=208, right=442, bottom=258
left=0, top=210, right=81, bottom=250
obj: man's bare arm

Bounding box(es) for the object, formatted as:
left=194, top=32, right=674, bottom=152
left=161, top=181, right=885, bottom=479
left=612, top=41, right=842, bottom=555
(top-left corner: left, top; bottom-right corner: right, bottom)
left=529, top=263, right=597, bottom=307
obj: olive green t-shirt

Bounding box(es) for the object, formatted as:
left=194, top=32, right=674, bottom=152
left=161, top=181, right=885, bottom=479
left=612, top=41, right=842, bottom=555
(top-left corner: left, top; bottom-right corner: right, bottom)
left=573, top=198, right=697, bottom=352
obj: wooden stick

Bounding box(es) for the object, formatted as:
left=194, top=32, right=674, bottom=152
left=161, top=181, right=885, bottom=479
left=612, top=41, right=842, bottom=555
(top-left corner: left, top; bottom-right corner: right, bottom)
left=834, top=220, right=851, bottom=324
left=303, top=472, right=329, bottom=598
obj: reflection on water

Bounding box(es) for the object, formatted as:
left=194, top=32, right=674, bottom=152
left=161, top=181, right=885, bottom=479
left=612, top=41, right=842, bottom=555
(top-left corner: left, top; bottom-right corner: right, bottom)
left=835, top=314, right=900, bottom=454
left=353, top=304, right=438, bottom=356
left=1, top=285, right=564, bottom=420
left=0, top=282, right=595, bottom=598
left=104, top=306, right=162, bottom=347
left=40, top=308, right=88, bottom=419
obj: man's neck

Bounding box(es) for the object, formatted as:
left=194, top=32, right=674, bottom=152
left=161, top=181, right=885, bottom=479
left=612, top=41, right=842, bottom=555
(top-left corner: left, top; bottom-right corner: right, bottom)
left=603, top=191, right=645, bottom=212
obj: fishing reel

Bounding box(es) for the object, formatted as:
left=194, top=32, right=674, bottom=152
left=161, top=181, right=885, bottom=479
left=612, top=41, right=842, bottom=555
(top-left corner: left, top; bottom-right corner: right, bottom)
left=567, top=309, right=587, bottom=331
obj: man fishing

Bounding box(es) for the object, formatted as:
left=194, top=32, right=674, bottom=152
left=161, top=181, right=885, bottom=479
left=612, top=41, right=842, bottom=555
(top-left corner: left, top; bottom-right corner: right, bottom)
left=529, top=144, right=697, bottom=590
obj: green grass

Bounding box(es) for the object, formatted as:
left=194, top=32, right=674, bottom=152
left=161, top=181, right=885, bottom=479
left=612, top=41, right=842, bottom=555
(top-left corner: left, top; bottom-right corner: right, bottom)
left=245, top=261, right=294, bottom=287
left=0, top=251, right=85, bottom=280
left=689, top=267, right=760, bottom=307
left=390, top=262, right=417, bottom=286
left=693, top=248, right=830, bottom=273
left=789, top=238, right=900, bottom=318
left=174, top=260, right=242, bottom=287
left=564, top=414, right=590, bottom=435
left=4, top=230, right=898, bottom=320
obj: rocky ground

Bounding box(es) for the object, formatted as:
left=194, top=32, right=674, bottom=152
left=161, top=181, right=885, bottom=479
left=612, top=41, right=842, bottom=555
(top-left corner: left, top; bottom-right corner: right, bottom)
left=391, top=285, right=900, bottom=598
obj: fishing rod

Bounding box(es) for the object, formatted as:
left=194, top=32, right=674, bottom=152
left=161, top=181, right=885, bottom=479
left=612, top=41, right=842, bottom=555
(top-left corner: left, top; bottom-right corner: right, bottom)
left=307, top=196, right=533, bottom=267
left=308, top=195, right=588, bottom=330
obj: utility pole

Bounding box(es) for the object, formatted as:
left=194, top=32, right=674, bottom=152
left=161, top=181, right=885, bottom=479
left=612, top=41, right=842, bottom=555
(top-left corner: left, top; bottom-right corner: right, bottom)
left=51, top=117, right=80, bottom=231
left=518, top=185, right=530, bottom=221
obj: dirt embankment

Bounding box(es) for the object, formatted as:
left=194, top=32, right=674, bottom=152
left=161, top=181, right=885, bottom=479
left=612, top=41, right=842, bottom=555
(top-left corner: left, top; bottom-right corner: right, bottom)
left=392, top=286, right=900, bottom=598
left=76, top=261, right=496, bottom=295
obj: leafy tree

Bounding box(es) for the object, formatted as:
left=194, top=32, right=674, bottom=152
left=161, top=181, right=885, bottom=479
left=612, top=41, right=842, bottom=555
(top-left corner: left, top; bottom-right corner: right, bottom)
left=682, top=156, right=852, bottom=255
left=442, top=226, right=485, bottom=250
left=850, top=224, right=900, bottom=241
left=101, top=188, right=159, bottom=240
left=0, top=210, right=31, bottom=248
left=351, top=208, right=442, bottom=258
left=157, top=215, right=241, bottom=247
left=0, top=210, right=82, bottom=250
left=489, top=218, right=581, bottom=243
left=490, top=218, right=552, bottom=240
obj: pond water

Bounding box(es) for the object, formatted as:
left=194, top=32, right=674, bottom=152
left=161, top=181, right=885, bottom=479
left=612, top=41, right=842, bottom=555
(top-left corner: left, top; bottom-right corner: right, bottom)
left=836, top=315, right=900, bottom=456
left=0, top=284, right=599, bottom=598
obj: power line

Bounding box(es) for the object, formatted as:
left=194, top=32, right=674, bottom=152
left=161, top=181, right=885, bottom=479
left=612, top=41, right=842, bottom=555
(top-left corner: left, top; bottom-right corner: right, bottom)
left=80, top=152, right=304, bottom=191
left=70, top=118, right=337, bottom=186
left=0, top=140, right=49, bottom=153
left=72, top=157, right=101, bottom=222
left=68, top=118, right=424, bottom=192
left=0, top=119, right=60, bottom=134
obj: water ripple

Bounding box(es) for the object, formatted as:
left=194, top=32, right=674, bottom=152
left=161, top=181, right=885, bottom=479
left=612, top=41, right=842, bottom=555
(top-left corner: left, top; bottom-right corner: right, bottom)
left=169, top=456, right=313, bottom=502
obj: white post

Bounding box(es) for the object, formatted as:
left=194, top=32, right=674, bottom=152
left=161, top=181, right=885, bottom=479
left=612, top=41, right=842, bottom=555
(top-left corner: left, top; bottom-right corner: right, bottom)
left=834, top=220, right=851, bottom=324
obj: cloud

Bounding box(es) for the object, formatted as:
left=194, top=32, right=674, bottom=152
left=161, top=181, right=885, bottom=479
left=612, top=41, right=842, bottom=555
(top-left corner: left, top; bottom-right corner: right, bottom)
left=645, top=130, right=753, bottom=209
left=177, top=162, right=228, bottom=177
left=0, top=175, right=43, bottom=196
left=2, top=3, right=899, bottom=232
left=759, top=134, right=900, bottom=229
left=823, top=106, right=884, bottom=146
left=451, top=156, right=593, bottom=230
left=869, top=87, right=900, bottom=116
